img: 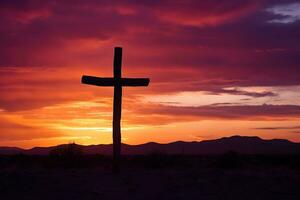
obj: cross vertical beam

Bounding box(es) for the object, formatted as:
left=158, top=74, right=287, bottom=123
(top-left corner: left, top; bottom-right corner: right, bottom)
left=113, top=47, right=122, bottom=172
left=81, top=47, right=150, bottom=173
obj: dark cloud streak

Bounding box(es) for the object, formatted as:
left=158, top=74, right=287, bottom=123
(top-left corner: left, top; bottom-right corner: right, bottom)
left=138, top=104, right=300, bottom=120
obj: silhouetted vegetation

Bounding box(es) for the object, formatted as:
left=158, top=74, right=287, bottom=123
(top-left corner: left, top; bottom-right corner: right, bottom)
left=1, top=151, right=300, bottom=170
left=49, top=143, right=83, bottom=157
left=47, top=143, right=83, bottom=168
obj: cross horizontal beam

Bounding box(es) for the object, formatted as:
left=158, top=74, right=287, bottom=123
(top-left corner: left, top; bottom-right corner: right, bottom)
left=81, top=47, right=150, bottom=173
left=82, top=75, right=150, bottom=87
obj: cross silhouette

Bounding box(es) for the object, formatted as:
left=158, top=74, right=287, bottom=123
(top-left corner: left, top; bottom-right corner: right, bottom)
left=81, top=47, right=150, bottom=172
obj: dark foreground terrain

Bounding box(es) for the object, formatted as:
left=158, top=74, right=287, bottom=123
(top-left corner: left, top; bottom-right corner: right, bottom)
left=0, top=153, right=300, bottom=200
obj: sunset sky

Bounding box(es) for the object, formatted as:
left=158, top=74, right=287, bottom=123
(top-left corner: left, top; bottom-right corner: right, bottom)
left=1, top=0, right=300, bottom=148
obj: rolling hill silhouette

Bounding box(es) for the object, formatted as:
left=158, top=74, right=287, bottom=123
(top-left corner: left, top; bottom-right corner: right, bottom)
left=1, top=135, right=299, bottom=155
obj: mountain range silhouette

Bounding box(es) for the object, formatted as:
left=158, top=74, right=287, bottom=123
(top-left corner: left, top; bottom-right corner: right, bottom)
left=1, top=135, right=299, bottom=155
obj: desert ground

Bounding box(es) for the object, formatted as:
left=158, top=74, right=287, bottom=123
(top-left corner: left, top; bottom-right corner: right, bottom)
left=0, top=154, right=300, bottom=200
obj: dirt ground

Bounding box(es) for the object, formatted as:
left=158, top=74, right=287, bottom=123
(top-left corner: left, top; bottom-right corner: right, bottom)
left=1, top=165, right=300, bottom=200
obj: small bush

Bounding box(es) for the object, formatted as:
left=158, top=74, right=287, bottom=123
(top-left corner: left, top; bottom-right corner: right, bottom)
left=48, top=143, right=83, bottom=168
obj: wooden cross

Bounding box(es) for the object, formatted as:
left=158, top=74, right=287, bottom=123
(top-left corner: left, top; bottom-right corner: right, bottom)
left=81, top=47, right=150, bottom=172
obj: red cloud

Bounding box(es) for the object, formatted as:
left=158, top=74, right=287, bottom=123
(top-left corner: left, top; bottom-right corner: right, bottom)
left=0, top=0, right=300, bottom=114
